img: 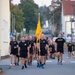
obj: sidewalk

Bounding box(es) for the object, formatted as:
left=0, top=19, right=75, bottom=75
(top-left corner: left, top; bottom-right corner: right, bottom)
left=0, top=58, right=10, bottom=71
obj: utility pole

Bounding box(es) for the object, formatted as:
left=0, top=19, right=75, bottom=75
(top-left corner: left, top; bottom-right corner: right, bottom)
left=11, top=13, right=15, bottom=33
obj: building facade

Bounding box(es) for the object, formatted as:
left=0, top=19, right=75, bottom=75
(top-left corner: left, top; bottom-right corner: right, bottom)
left=0, top=0, right=10, bottom=57
left=62, top=0, right=75, bottom=40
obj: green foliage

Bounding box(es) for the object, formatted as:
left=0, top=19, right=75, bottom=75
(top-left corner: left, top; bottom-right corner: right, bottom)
left=11, top=4, right=24, bottom=32
left=19, top=0, right=39, bottom=34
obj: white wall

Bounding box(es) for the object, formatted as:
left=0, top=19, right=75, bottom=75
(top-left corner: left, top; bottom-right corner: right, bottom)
left=0, top=0, right=10, bottom=56
left=0, top=1, right=1, bottom=56
left=62, top=4, right=75, bottom=39
left=65, top=16, right=75, bottom=37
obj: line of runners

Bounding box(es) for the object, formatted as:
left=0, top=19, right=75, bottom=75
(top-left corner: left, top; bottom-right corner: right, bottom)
left=9, top=34, right=75, bottom=69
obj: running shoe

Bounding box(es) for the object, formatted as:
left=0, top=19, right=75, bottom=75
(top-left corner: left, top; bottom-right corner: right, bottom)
left=41, top=65, right=45, bottom=69
left=10, top=64, right=13, bottom=66
left=22, top=66, right=24, bottom=69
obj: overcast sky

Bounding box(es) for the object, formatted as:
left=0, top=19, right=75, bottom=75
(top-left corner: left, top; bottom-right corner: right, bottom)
left=12, top=0, right=52, bottom=6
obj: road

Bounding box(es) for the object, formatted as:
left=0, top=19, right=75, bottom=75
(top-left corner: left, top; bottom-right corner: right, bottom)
left=0, top=51, right=75, bottom=75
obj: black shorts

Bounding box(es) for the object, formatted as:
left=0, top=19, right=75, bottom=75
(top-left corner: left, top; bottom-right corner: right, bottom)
left=51, top=50, right=55, bottom=53
left=68, top=49, right=72, bottom=52
left=10, top=48, right=18, bottom=55
left=45, top=50, right=47, bottom=54
left=30, top=49, right=33, bottom=54
left=40, top=49, right=46, bottom=56
left=57, top=50, right=64, bottom=53
left=20, top=53, right=28, bottom=58
left=57, top=47, right=64, bottom=53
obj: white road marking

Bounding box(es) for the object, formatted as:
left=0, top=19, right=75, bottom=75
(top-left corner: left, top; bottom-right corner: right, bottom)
left=62, top=61, right=65, bottom=63
left=70, top=61, right=75, bottom=63
left=46, top=60, right=52, bottom=63
left=33, top=60, right=75, bottom=64
left=33, top=60, right=52, bottom=63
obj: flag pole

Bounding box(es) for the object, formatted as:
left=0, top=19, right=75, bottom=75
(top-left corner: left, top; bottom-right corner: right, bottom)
left=36, top=13, right=42, bottom=63
left=38, top=13, right=41, bottom=55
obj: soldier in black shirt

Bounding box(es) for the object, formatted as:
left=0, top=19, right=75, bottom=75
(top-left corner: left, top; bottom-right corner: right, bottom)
left=9, top=37, right=18, bottom=66
left=49, top=38, right=56, bottom=59
left=67, top=42, right=73, bottom=58
left=32, top=36, right=36, bottom=59
left=44, top=38, right=48, bottom=64
left=25, top=36, right=31, bottom=66
left=38, top=34, right=48, bottom=69
left=55, top=34, right=66, bottom=65
left=29, top=36, right=34, bottom=65
left=18, top=36, right=29, bottom=69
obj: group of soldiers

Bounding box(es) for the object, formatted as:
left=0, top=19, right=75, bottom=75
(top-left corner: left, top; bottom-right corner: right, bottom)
left=9, top=34, right=74, bottom=69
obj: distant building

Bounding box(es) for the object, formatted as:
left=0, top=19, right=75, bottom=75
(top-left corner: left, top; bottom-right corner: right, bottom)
left=62, top=0, right=75, bottom=39
left=43, top=20, right=49, bottom=28
left=0, top=0, right=10, bottom=57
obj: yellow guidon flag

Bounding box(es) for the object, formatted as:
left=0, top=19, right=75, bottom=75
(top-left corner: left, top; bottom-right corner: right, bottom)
left=35, top=13, right=42, bottom=40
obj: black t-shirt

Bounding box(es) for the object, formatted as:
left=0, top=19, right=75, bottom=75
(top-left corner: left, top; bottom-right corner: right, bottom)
left=26, top=40, right=31, bottom=47
left=33, top=39, right=36, bottom=44
left=55, top=38, right=65, bottom=50
left=30, top=40, right=34, bottom=50
left=39, top=39, right=48, bottom=49
left=67, top=43, right=73, bottom=50
left=10, top=41, right=18, bottom=50
left=19, top=41, right=28, bottom=53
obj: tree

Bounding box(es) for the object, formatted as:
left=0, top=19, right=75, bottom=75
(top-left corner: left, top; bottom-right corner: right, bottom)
left=39, top=6, right=51, bottom=26
left=19, top=0, right=39, bottom=34
left=11, top=3, right=24, bottom=32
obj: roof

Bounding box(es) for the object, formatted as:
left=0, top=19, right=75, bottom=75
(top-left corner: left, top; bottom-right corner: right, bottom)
left=62, top=0, right=75, bottom=15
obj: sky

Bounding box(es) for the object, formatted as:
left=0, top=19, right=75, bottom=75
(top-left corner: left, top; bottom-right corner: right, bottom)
left=12, top=0, right=52, bottom=6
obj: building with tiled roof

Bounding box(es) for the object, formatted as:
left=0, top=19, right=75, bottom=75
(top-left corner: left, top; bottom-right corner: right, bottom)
left=62, top=0, right=75, bottom=41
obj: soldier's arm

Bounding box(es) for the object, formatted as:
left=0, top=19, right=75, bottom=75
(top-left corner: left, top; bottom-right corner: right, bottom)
left=37, top=43, right=40, bottom=52
left=72, top=45, right=74, bottom=51
left=18, top=47, right=20, bottom=56
left=55, top=42, right=57, bottom=51
left=9, top=42, right=11, bottom=54
left=45, top=44, right=48, bottom=50
left=18, top=43, right=21, bottom=56
left=9, top=45, right=11, bottom=54
left=64, top=43, right=67, bottom=50
left=17, top=42, right=19, bottom=48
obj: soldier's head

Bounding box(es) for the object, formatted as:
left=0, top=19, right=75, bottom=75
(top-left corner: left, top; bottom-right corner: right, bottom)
left=24, top=36, right=26, bottom=41
left=29, top=36, right=32, bottom=40
left=25, top=36, right=28, bottom=40
left=58, top=33, right=62, bottom=38
left=21, top=36, right=25, bottom=41
left=41, top=34, right=45, bottom=39
left=12, top=37, right=16, bottom=41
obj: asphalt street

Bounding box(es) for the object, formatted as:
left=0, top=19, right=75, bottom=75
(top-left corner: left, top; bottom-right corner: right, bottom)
left=0, top=51, right=75, bottom=75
